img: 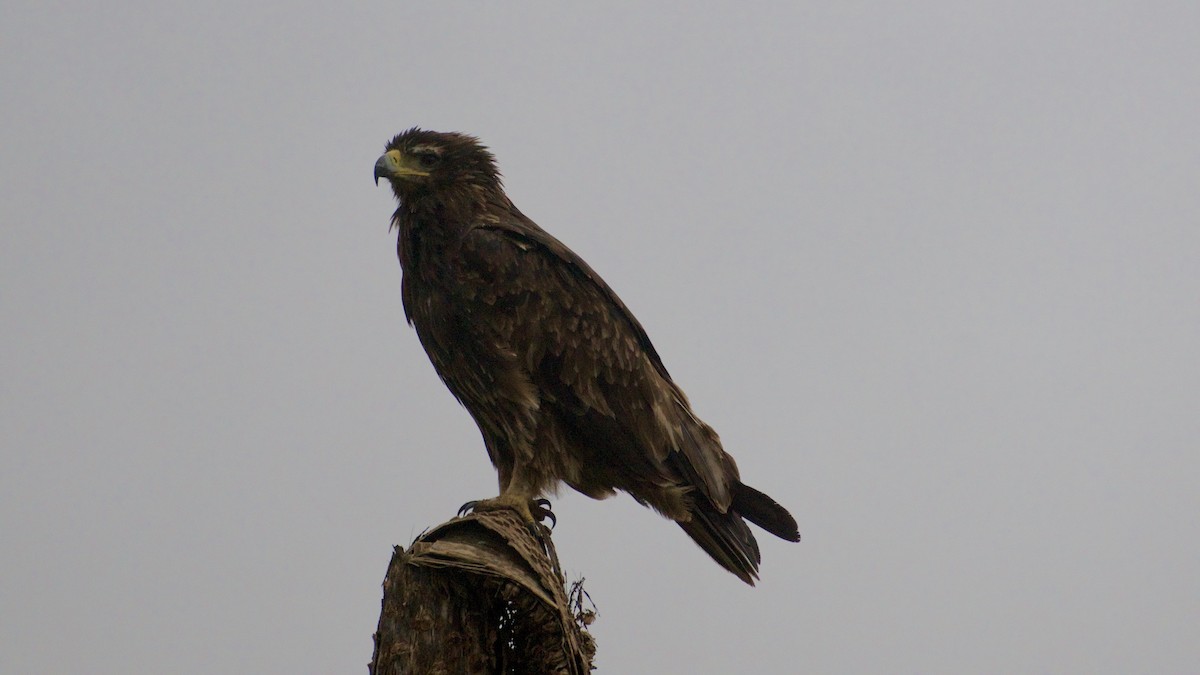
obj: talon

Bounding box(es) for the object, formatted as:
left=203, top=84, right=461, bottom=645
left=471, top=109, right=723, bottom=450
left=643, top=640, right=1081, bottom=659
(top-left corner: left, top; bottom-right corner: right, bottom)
left=457, top=500, right=479, bottom=517
left=531, top=498, right=556, bottom=529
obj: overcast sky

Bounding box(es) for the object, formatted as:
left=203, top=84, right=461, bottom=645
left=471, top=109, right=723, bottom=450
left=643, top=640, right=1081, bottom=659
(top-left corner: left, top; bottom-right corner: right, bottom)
left=3, top=2, right=1198, bottom=673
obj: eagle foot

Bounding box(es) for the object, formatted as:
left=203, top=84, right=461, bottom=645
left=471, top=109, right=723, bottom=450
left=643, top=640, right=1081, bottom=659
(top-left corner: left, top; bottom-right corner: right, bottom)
left=457, top=495, right=556, bottom=531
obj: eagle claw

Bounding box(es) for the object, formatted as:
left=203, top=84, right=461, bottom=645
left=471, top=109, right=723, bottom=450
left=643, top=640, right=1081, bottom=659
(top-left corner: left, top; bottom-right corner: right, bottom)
left=456, top=497, right=556, bottom=530
left=532, top=498, right=556, bottom=530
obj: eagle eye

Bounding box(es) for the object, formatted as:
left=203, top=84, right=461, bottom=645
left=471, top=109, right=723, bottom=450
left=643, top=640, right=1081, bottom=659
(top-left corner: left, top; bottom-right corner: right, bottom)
left=415, top=151, right=440, bottom=169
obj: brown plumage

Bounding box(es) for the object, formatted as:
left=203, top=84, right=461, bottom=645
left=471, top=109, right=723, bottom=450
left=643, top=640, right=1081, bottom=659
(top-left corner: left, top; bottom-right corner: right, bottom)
left=374, top=128, right=799, bottom=584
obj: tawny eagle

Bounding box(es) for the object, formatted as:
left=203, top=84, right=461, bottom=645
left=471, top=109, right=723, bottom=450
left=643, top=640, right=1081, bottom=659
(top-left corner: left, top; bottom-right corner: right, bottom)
left=374, top=129, right=799, bottom=583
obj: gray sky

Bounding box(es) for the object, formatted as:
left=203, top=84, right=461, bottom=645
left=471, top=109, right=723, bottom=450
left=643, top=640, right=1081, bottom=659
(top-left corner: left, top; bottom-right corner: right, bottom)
left=3, top=2, right=1198, bottom=673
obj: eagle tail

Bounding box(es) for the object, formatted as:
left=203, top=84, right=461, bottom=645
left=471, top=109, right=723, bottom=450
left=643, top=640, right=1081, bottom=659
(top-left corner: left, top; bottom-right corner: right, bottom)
left=732, top=481, right=801, bottom=542
left=677, top=500, right=762, bottom=585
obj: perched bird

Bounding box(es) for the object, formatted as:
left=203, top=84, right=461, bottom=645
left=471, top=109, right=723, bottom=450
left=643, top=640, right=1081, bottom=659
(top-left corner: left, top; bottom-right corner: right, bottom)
left=375, top=128, right=799, bottom=584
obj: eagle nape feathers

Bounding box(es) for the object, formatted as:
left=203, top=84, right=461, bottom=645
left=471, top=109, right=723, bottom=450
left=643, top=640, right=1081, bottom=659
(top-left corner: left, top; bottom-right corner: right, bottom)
left=374, top=127, right=800, bottom=584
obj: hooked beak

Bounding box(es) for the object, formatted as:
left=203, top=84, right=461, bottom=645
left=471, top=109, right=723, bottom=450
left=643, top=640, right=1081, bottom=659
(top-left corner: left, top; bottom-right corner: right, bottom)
left=374, top=150, right=400, bottom=185
left=374, top=149, right=429, bottom=185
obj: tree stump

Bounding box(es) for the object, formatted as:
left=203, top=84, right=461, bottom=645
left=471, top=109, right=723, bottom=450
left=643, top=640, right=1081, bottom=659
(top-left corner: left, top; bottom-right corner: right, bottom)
left=369, top=510, right=596, bottom=674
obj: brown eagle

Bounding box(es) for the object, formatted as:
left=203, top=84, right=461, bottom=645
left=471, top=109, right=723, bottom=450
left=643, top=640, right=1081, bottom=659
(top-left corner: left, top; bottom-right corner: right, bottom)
left=374, top=129, right=799, bottom=584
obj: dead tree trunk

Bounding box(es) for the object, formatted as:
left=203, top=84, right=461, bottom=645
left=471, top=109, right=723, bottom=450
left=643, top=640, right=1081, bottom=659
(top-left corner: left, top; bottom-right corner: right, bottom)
left=369, top=510, right=596, bottom=675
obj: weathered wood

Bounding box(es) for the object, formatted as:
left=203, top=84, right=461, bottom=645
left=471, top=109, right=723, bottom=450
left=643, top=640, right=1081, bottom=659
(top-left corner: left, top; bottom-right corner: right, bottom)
left=370, top=510, right=596, bottom=675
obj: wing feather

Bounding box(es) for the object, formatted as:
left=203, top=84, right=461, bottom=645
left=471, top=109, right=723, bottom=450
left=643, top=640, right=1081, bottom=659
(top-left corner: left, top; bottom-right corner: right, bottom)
left=465, top=214, right=737, bottom=510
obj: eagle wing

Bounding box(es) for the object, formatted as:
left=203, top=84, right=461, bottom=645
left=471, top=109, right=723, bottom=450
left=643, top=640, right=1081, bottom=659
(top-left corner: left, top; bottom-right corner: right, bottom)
left=459, top=212, right=738, bottom=513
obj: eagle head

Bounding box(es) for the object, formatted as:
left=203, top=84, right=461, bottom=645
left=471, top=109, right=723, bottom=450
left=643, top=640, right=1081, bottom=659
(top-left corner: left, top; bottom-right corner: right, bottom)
left=374, top=128, right=501, bottom=202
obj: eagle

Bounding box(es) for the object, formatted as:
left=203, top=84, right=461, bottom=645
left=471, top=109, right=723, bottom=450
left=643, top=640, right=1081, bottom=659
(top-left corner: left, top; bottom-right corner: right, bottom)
left=374, top=128, right=799, bottom=584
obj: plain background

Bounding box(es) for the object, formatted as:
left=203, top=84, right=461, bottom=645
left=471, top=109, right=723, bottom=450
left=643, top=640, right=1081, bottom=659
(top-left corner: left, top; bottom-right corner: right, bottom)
left=3, top=2, right=1197, bottom=673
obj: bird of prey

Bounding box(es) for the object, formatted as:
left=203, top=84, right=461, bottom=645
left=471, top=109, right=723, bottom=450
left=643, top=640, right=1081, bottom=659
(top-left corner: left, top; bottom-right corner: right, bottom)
left=374, top=128, right=799, bottom=584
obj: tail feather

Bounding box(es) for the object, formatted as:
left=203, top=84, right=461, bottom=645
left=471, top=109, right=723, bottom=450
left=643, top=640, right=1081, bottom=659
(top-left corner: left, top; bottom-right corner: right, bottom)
left=733, top=482, right=801, bottom=542
left=678, top=499, right=762, bottom=585
left=677, top=483, right=800, bottom=584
